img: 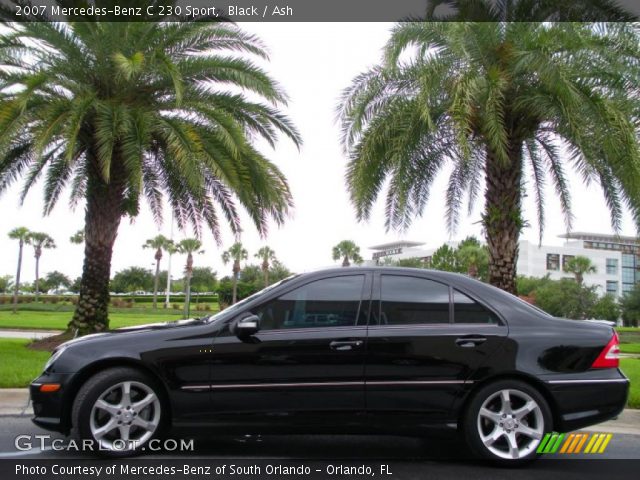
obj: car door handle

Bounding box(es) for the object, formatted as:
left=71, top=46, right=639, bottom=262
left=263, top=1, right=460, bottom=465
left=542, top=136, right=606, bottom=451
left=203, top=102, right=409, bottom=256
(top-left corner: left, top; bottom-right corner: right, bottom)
left=330, top=340, right=363, bottom=351
left=455, top=335, right=487, bottom=348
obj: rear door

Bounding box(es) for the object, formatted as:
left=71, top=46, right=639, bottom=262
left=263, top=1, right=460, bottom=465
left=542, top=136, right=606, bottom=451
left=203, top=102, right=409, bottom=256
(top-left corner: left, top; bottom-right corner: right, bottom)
left=365, top=273, right=507, bottom=422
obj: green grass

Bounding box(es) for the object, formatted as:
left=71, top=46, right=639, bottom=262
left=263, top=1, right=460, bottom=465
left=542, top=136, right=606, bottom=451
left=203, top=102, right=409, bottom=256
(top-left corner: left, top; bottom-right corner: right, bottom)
left=0, top=310, right=186, bottom=330
left=620, top=358, right=640, bottom=409
left=0, top=339, right=50, bottom=388
left=621, top=343, right=640, bottom=354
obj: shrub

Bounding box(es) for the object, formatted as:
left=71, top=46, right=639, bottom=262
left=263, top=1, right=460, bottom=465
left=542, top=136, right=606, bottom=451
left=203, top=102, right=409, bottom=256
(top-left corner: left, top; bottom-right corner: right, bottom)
left=172, top=303, right=180, bottom=310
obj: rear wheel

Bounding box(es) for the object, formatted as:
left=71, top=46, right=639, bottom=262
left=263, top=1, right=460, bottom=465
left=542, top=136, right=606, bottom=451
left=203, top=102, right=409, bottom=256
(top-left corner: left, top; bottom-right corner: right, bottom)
left=72, top=367, right=165, bottom=457
left=463, top=380, right=551, bottom=463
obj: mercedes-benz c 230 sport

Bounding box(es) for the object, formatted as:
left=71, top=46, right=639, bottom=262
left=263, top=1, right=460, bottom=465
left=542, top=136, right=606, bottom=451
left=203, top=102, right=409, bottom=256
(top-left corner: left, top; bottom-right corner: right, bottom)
left=30, top=267, right=629, bottom=463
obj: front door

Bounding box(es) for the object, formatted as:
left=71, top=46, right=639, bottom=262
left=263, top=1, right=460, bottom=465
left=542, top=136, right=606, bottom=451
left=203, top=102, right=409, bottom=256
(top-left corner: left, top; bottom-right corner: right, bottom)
left=365, top=273, right=507, bottom=423
left=207, top=272, right=371, bottom=425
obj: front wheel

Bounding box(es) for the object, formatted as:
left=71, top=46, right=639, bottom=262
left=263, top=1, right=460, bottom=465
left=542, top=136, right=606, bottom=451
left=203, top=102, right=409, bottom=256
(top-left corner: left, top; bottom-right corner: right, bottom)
left=72, top=367, right=165, bottom=456
left=463, top=380, right=552, bottom=464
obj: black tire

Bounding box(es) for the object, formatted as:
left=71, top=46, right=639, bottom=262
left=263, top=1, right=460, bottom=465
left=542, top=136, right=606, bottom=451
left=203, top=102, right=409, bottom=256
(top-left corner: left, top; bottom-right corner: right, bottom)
left=463, top=379, right=552, bottom=465
left=71, top=367, right=167, bottom=457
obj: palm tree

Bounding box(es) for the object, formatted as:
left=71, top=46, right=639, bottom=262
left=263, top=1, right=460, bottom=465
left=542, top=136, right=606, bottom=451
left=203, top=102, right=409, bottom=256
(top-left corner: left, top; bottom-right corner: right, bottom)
left=339, top=19, right=640, bottom=294
left=564, top=256, right=597, bottom=286
left=332, top=240, right=364, bottom=267
left=0, top=10, right=300, bottom=334
left=8, top=227, right=30, bottom=313
left=143, top=235, right=173, bottom=309
left=222, top=243, right=248, bottom=304
left=255, top=246, right=277, bottom=286
left=176, top=239, right=204, bottom=319
left=69, top=230, right=84, bottom=245
left=27, top=232, right=56, bottom=301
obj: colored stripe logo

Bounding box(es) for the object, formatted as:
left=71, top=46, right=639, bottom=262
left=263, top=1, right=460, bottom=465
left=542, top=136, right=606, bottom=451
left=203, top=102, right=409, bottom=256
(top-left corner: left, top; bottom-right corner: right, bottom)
left=537, top=432, right=613, bottom=454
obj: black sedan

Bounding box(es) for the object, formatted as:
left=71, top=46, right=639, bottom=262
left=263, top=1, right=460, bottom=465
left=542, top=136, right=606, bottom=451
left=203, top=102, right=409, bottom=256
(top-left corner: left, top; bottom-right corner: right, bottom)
left=30, top=267, right=629, bottom=463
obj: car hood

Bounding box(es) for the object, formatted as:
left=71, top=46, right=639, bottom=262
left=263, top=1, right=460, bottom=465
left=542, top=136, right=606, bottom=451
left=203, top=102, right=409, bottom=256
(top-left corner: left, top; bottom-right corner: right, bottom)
left=59, top=318, right=208, bottom=348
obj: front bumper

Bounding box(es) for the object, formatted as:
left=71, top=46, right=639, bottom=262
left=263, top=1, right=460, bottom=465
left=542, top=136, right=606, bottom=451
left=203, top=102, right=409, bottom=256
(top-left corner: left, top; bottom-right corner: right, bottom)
left=546, top=372, right=630, bottom=432
left=30, top=372, right=75, bottom=434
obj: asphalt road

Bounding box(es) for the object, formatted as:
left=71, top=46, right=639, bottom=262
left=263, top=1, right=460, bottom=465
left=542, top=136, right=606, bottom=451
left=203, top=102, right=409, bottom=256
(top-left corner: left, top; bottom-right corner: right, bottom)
left=1, top=416, right=639, bottom=479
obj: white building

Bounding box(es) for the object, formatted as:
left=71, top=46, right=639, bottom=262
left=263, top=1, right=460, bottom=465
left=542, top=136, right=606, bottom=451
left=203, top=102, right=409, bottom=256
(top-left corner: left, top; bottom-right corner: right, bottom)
left=366, top=232, right=640, bottom=297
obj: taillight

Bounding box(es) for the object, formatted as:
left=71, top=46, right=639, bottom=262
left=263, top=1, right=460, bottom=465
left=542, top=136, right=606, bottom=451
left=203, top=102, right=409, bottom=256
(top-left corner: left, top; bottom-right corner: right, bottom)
left=591, top=332, right=620, bottom=368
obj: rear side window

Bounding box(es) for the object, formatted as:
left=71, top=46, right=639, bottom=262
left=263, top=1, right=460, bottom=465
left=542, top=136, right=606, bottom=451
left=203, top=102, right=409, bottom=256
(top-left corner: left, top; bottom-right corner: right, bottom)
left=453, top=289, right=499, bottom=324
left=379, top=275, right=450, bottom=325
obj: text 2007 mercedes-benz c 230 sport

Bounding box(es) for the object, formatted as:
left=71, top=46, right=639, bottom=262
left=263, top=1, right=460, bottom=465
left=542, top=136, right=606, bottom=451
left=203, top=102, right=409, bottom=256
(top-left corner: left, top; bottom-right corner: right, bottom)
left=30, top=267, right=629, bottom=463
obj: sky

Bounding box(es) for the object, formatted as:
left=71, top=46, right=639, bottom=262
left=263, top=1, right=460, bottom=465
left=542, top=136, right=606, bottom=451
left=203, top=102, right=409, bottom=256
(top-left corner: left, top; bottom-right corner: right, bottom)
left=1, top=22, right=637, bottom=284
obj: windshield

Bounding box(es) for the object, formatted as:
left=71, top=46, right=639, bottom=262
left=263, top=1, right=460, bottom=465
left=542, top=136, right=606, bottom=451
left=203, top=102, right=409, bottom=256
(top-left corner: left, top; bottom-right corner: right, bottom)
left=205, top=274, right=300, bottom=323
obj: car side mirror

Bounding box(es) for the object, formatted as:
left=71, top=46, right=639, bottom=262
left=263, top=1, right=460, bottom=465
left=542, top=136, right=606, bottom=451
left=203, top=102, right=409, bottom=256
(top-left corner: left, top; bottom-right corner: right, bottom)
left=233, top=314, right=260, bottom=338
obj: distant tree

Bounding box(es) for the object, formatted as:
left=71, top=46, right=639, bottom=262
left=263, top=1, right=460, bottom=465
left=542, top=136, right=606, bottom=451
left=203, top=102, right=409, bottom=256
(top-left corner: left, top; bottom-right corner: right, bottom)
left=269, top=260, right=292, bottom=284
left=143, top=235, right=173, bottom=309
left=429, top=244, right=458, bottom=273
left=69, top=230, right=84, bottom=245
left=381, top=256, right=427, bottom=268
left=535, top=278, right=598, bottom=319
left=590, top=294, right=621, bottom=323
left=0, top=275, right=12, bottom=294
left=110, top=267, right=154, bottom=294
left=222, top=243, right=248, bottom=304
left=239, top=264, right=264, bottom=286
left=621, top=285, right=640, bottom=327
left=332, top=240, right=363, bottom=267
left=176, top=239, right=204, bottom=318
left=516, top=275, right=552, bottom=297
left=42, top=271, right=72, bottom=293
left=256, top=246, right=277, bottom=286
left=70, top=277, right=82, bottom=294
left=456, top=244, right=489, bottom=279
left=27, top=232, right=56, bottom=300
left=190, top=267, right=218, bottom=296
left=8, top=227, right=30, bottom=313
left=564, top=256, right=597, bottom=285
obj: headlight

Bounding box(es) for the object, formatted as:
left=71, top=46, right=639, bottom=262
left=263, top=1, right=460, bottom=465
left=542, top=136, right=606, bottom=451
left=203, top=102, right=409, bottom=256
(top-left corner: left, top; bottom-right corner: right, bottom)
left=43, top=346, right=67, bottom=372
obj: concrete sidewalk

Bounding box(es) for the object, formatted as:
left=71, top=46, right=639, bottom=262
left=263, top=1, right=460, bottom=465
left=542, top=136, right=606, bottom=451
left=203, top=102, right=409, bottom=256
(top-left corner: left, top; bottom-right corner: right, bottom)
left=1, top=388, right=638, bottom=434
left=0, top=329, right=61, bottom=340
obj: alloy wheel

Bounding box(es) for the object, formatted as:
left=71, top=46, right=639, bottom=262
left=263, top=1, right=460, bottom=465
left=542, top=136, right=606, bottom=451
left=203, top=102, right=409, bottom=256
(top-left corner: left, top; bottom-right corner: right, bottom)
left=89, top=380, right=161, bottom=451
left=476, top=388, right=544, bottom=460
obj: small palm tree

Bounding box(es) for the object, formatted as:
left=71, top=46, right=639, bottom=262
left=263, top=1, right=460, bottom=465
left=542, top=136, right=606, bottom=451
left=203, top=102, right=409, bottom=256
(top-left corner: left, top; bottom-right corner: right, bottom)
left=222, top=243, right=249, bottom=304
left=69, top=230, right=84, bottom=245
left=332, top=240, right=364, bottom=267
left=457, top=244, right=488, bottom=279
left=564, top=256, right=597, bottom=286
left=8, top=227, right=30, bottom=313
left=143, top=235, right=173, bottom=309
left=27, top=232, right=56, bottom=301
left=255, top=246, right=277, bottom=287
left=176, top=239, right=204, bottom=318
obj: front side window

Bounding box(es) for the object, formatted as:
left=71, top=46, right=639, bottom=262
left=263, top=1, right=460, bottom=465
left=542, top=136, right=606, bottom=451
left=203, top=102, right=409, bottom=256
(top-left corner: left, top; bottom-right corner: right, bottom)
left=453, top=290, right=500, bottom=324
left=252, top=275, right=365, bottom=330
left=379, top=275, right=450, bottom=325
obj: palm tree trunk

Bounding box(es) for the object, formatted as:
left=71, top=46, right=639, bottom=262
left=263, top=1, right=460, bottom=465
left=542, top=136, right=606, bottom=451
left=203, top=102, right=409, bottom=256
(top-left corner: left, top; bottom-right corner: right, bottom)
left=12, top=241, right=23, bottom=314
left=68, top=165, right=124, bottom=335
left=34, top=249, right=41, bottom=302
left=483, top=143, right=523, bottom=295
left=342, top=256, right=350, bottom=267
left=262, top=260, right=269, bottom=287
left=183, top=272, right=192, bottom=319
left=232, top=260, right=240, bottom=304
left=152, top=254, right=161, bottom=309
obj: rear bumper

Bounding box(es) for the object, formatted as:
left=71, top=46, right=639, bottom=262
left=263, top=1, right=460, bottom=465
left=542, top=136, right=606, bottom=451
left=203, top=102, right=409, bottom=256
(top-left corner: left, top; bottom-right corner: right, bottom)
left=546, top=373, right=629, bottom=432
